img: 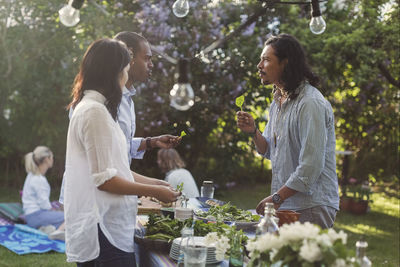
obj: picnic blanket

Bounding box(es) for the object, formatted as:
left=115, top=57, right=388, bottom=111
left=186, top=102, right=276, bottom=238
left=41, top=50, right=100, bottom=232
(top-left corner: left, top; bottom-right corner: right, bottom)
left=0, top=224, right=65, bottom=255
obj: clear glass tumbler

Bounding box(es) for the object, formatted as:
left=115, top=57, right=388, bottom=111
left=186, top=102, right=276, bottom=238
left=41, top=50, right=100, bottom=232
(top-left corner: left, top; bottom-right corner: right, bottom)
left=183, top=245, right=207, bottom=267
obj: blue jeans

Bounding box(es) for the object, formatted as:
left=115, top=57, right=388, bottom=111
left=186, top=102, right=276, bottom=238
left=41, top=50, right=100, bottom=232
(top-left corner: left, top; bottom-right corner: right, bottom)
left=76, top=226, right=136, bottom=267
left=25, top=209, right=64, bottom=229
left=297, top=205, right=337, bottom=229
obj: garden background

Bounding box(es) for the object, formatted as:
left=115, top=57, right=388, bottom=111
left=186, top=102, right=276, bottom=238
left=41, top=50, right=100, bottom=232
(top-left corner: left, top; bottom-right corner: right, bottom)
left=0, top=0, right=398, bottom=265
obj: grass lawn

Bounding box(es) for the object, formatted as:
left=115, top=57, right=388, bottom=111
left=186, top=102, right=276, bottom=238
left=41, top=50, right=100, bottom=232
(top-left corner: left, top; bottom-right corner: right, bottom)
left=0, top=184, right=398, bottom=266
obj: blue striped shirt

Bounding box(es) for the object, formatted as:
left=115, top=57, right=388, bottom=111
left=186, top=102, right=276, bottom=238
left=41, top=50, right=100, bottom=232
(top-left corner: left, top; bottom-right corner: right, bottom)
left=262, top=81, right=339, bottom=211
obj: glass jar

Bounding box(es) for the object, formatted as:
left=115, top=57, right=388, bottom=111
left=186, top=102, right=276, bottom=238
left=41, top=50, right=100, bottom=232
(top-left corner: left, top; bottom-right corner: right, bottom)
left=200, top=180, right=215, bottom=198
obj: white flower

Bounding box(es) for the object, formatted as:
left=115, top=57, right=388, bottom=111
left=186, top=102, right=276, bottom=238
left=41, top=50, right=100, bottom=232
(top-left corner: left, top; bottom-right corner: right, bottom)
left=269, top=248, right=279, bottom=260
left=249, top=232, right=283, bottom=253
left=327, top=229, right=348, bottom=245
left=245, top=237, right=257, bottom=253
left=331, top=258, right=347, bottom=267
left=337, top=230, right=347, bottom=244
left=204, top=232, right=230, bottom=261
left=279, top=221, right=320, bottom=244
left=204, top=232, right=219, bottom=244
left=315, top=233, right=332, bottom=247
left=299, top=240, right=322, bottom=263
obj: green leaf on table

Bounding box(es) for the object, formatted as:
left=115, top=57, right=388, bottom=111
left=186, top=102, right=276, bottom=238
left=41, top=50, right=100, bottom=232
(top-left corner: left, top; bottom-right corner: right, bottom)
left=180, top=130, right=187, bottom=137
left=235, top=95, right=244, bottom=111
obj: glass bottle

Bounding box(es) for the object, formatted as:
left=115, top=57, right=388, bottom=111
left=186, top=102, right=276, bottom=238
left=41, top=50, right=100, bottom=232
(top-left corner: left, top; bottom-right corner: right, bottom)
left=256, top=203, right=279, bottom=235
left=201, top=180, right=215, bottom=199
left=229, top=232, right=244, bottom=267
left=356, top=238, right=372, bottom=267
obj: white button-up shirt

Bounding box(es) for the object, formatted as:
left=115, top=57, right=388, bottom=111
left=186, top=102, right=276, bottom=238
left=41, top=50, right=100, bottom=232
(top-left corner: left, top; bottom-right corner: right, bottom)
left=64, top=90, right=137, bottom=262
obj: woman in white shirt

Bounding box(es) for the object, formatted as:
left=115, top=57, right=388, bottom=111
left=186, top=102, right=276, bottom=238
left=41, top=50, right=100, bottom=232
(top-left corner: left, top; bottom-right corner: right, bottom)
left=64, top=38, right=180, bottom=267
left=22, top=146, right=65, bottom=234
left=157, top=148, right=200, bottom=198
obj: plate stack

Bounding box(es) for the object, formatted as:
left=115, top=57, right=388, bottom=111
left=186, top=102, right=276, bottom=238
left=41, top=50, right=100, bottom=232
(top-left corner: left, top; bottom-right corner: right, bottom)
left=169, top=236, right=220, bottom=264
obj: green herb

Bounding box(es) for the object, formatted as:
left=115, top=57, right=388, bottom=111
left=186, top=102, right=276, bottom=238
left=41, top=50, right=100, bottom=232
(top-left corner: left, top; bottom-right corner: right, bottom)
left=176, top=182, right=184, bottom=193
left=196, top=203, right=261, bottom=222
left=180, top=130, right=187, bottom=137
left=144, top=213, right=248, bottom=252
left=235, top=95, right=245, bottom=111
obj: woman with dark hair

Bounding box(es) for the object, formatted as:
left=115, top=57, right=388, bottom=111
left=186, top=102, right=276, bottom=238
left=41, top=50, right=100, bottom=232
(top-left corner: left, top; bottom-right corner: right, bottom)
left=64, top=38, right=180, bottom=266
left=236, top=34, right=339, bottom=229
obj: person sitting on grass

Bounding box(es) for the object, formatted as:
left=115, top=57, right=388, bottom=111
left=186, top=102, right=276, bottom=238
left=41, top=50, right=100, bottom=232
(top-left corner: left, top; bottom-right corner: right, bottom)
left=22, top=146, right=65, bottom=240
left=157, top=148, right=199, bottom=198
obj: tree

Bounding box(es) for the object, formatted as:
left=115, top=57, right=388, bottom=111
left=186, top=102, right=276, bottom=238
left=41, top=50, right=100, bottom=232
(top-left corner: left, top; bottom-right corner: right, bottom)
left=0, top=0, right=398, bottom=189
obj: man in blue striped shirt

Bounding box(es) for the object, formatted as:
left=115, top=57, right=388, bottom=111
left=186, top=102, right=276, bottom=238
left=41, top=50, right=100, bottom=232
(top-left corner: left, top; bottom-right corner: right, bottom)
left=237, top=34, right=339, bottom=228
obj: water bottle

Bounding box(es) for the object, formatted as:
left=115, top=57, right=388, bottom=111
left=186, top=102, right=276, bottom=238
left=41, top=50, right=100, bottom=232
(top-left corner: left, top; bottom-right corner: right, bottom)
left=356, top=238, right=372, bottom=267
left=229, top=232, right=243, bottom=267
left=256, top=203, right=279, bottom=235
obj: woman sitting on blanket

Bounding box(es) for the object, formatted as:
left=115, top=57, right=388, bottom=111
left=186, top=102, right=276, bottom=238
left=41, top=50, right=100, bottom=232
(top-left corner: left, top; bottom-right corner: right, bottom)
left=22, top=146, right=65, bottom=240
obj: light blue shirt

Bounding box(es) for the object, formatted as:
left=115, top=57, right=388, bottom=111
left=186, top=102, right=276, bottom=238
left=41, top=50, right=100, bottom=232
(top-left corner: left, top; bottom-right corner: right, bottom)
left=59, top=86, right=144, bottom=204
left=119, top=86, right=145, bottom=162
left=262, top=81, right=339, bottom=211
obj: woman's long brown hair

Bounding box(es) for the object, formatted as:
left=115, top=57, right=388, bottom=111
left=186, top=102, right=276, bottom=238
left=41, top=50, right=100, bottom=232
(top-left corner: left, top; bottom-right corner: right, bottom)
left=68, top=38, right=131, bottom=120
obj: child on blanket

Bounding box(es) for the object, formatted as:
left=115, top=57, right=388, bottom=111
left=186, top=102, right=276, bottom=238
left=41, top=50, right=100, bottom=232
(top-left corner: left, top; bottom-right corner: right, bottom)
left=22, top=146, right=65, bottom=240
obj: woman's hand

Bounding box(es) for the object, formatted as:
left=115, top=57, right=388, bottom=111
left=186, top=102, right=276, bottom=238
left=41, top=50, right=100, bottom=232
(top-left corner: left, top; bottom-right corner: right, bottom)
left=155, top=179, right=170, bottom=187
left=236, top=111, right=256, bottom=134
left=155, top=186, right=181, bottom=203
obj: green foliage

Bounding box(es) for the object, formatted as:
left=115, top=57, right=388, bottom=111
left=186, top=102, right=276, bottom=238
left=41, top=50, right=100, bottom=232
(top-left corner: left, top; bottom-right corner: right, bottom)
left=176, top=182, right=184, bottom=192
left=179, top=131, right=186, bottom=138
left=0, top=0, right=398, bottom=190
left=235, top=95, right=245, bottom=111
left=195, top=202, right=261, bottom=222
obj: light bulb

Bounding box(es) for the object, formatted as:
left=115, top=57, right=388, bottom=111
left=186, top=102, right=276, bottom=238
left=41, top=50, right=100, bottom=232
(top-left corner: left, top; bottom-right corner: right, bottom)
left=310, top=0, right=326, bottom=35
left=309, top=16, right=326, bottom=34
left=172, top=0, right=189, bottom=18
left=170, top=83, right=194, bottom=111
left=59, top=0, right=84, bottom=27
left=59, top=4, right=80, bottom=27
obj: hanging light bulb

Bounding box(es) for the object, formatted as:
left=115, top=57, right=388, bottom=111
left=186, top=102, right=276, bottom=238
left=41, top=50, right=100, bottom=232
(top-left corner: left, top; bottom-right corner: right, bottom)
left=172, top=0, right=190, bottom=18
left=309, top=0, right=326, bottom=34
left=59, top=0, right=84, bottom=27
left=170, top=59, right=194, bottom=111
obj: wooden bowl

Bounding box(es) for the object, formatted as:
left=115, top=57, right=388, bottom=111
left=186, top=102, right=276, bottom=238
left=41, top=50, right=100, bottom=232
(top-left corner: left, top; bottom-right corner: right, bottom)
left=276, top=210, right=300, bottom=227
left=134, top=235, right=172, bottom=254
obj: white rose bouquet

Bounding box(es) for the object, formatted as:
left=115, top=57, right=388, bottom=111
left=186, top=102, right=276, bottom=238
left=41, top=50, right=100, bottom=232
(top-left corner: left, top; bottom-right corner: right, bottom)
left=246, top=222, right=354, bottom=267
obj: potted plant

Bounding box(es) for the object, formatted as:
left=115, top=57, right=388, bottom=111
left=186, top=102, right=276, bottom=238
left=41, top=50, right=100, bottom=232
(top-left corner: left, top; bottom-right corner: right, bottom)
left=350, top=181, right=372, bottom=215
left=340, top=178, right=373, bottom=215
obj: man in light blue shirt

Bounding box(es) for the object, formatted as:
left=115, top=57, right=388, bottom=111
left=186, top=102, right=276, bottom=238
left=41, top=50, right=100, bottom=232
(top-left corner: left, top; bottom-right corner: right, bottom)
left=237, top=34, right=339, bottom=228
left=60, top=32, right=180, bottom=203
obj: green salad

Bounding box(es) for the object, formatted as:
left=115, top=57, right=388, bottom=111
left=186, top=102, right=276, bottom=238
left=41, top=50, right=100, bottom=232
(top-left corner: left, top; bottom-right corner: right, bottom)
left=196, top=203, right=260, bottom=222
left=144, top=213, right=246, bottom=243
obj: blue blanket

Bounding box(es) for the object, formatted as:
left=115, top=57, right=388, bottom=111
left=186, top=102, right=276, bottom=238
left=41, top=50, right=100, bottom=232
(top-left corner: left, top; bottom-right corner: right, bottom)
left=0, top=224, right=65, bottom=255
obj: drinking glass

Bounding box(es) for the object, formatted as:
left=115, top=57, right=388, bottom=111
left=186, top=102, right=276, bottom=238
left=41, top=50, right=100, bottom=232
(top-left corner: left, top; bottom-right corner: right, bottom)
left=184, top=245, right=207, bottom=267
left=200, top=186, right=214, bottom=199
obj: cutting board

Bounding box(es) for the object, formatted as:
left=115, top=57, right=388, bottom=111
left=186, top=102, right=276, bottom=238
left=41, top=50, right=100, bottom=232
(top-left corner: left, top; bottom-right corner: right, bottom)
left=138, top=197, right=166, bottom=215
